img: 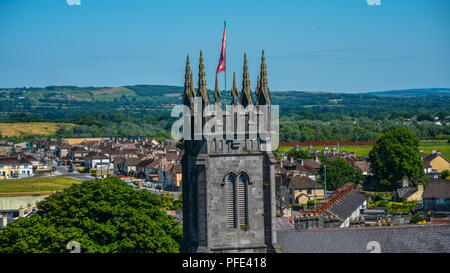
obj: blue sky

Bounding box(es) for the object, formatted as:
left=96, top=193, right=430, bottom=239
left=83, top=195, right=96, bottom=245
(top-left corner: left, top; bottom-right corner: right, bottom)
left=0, top=0, right=449, bottom=92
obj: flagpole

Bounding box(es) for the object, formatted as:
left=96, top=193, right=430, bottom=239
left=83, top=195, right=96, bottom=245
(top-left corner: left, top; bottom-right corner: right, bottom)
left=224, top=21, right=227, bottom=106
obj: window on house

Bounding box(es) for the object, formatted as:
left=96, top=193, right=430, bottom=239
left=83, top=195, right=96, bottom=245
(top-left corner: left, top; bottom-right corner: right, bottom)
left=307, top=189, right=312, bottom=194
left=238, top=173, right=249, bottom=226
left=226, top=173, right=237, bottom=228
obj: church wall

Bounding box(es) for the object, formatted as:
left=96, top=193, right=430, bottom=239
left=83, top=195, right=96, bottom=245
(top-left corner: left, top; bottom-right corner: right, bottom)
left=206, top=153, right=267, bottom=252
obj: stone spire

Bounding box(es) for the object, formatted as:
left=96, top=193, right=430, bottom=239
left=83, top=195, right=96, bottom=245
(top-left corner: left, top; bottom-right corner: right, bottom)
left=240, top=53, right=253, bottom=108
left=183, top=54, right=194, bottom=105
left=214, top=73, right=221, bottom=105
left=197, top=50, right=210, bottom=105
left=255, top=75, right=260, bottom=98
left=189, top=71, right=195, bottom=100
left=231, top=72, right=239, bottom=105
left=256, top=50, right=271, bottom=105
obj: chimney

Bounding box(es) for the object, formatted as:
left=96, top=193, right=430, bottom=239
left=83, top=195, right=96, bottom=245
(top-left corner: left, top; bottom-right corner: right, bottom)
left=402, top=176, right=409, bottom=188
left=27, top=203, right=32, bottom=214
left=298, top=159, right=304, bottom=166
left=314, top=155, right=319, bottom=163
left=19, top=205, right=24, bottom=217
left=289, top=157, right=293, bottom=164
left=2, top=213, right=7, bottom=228
left=417, top=183, right=424, bottom=193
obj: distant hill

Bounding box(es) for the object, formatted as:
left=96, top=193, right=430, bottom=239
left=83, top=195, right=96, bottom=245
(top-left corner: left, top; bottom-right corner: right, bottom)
left=124, top=85, right=184, bottom=97
left=364, top=88, right=450, bottom=97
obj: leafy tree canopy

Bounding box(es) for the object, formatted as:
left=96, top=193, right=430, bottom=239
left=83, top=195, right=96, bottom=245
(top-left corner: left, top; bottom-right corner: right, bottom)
left=0, top=177, right=182, bottom=253
left=441, top=170, right=450, bottom=180
left=286, top=147, right=312, bottom=160
left=318, top=157, right=364, bottom=191
left=369, top=128, right=427, bottom=188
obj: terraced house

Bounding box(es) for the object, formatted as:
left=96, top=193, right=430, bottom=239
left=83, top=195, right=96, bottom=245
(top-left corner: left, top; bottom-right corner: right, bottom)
left=0, top=156, right=33, bottom=180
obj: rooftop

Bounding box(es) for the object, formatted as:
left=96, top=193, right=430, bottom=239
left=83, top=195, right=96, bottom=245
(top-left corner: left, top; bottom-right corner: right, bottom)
left=277, top=224, right=450, bottom=253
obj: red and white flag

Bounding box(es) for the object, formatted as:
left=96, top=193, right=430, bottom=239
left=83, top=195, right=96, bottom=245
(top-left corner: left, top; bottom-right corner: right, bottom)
left=216, top=23, right=226, bottom=74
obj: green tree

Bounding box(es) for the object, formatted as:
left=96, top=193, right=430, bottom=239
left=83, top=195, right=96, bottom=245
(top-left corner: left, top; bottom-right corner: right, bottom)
left=318, top=158, right=364, bottom=191
left=286, top=147, right=311, bottom=160
left=369, top=128, right=427, bottom=188
left=441, top=170, right=450, bottom=180
left=0, top=177, right=182, bottom=253
left=272, top=148, right=285, bottom=161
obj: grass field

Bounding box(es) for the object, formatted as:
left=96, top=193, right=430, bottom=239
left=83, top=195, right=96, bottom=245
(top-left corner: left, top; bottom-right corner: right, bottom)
left=92, top=86, right=138, bottom=101
left=0, top=176, right=81, bottom=197
left=279, top=142, right=450, bottom=159
left=0, top=122, right=74, bottom=137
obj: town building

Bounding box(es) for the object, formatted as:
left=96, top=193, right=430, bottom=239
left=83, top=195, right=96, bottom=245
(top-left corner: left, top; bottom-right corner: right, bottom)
left=423, top=179, right=450, bottom=212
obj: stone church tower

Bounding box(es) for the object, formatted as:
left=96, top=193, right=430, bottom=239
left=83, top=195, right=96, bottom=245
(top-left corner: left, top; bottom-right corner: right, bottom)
left=181, top=51, right=278, bottom=253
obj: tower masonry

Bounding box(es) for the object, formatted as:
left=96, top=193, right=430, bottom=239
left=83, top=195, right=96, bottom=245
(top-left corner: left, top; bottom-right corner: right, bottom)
left=181, top=51, right=279, bottom=253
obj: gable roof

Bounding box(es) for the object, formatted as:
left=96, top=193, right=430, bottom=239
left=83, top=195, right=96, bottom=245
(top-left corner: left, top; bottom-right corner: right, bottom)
left=423, top=179, right=450, bottom=199
left=323, top=190, right=367, bottom=222
left=288, top=176, right=323, bottom=189
left=125, top=157, right=143, bottom=166
left=85, top=151, right=108, bottom=159
left=354, top=161, right=371, bottom=172
left=136, top=158, right=154, bottom=168
left=277, top=224, right=450, bottom=253
left=396, top=187, right=418, bottom=200
left=0, top=157, right=32, bottom=165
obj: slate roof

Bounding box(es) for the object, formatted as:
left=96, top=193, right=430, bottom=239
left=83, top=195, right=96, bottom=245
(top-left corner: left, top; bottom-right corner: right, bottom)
left=125, top=157, right=143, bottom=166
left=324, top=190, right=367, bottom=222
left=423, top=179, right=450, bottom=199
left=71, top=146, right=88, bottom=153
left=136, top=158, right=154, bottom=168
left=354, top=161, right=371, bottom=172
left=85, top=151, right=108, bottom=159
left=277, top=224, right=450, bottom=253
left=288, top=176, right=323, bottom=190
left=0, top=157, right=32, bottom=165
left=396, top=187, right=418, bottom=200
left=276, top=217, right=294, bottom=230
left=423, top=153, right=449, bottom=164
left=302, top=159, right=321, bottom=170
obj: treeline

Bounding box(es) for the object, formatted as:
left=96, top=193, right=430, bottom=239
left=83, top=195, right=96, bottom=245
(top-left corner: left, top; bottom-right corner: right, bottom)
left=279, top=115, right=450, bottom=142
left=1, top=86, right=449, bottom=142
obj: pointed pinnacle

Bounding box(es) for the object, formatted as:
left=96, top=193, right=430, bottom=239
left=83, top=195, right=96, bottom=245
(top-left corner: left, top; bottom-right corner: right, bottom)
left=197, top=50, right=209, bottom=104
left=189, top=72, right=195, bottom=97
left=231, top=72, right=239, bottom=105
left=241, top=53, right=252, bottom=107
left=255, top=75, right=260, bottom=97
left=183, top=54, right=193, bottom=105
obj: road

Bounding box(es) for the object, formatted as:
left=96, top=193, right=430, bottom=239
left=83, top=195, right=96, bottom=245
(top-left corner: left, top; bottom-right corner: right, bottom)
left=54, top=165, right=95, bottom=181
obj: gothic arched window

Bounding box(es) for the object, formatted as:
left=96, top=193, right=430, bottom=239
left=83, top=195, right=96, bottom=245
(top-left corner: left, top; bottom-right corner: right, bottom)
left=238, top=173, right=249, bottom=226
left=226, top=173, right=237, bottom=228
